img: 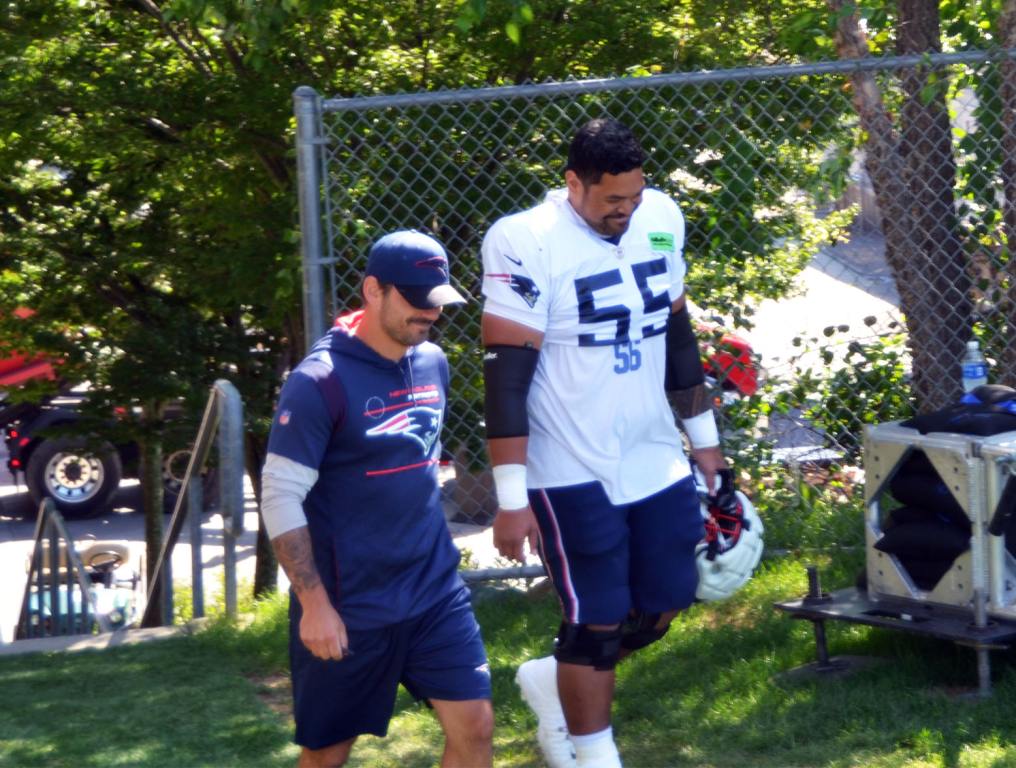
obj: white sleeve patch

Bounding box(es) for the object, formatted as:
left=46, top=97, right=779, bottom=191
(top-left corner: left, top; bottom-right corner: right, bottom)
left=260, top=452, right=318, bottom=540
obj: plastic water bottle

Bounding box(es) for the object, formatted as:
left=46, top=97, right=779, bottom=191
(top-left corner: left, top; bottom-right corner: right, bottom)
left=961, top=339, right=988, bottom=393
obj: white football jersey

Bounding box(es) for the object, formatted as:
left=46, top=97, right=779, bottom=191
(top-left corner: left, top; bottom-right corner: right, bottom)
left=481, top=187, right=692, bottom=504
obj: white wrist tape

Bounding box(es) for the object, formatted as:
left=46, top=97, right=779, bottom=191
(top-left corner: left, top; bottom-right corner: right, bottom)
left=682, top=410, right=720, bottom=449
left=492, top=463, right=529, bottom=511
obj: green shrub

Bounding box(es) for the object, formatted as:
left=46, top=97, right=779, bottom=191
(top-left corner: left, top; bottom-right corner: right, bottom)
left=803, top=330, right=915, bottom=461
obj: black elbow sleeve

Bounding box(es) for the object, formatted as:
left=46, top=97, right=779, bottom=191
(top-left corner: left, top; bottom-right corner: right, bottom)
left=483, top=345, right=539, bottom=439
left=665, top=306, right=706, bottom=391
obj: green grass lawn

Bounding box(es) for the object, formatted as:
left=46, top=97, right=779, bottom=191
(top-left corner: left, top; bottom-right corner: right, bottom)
left=6, top=553, right=1016, bottom=767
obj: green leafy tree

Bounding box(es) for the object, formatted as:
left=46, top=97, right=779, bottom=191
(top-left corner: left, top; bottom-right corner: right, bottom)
left=0, top=2, right=304, bottom=609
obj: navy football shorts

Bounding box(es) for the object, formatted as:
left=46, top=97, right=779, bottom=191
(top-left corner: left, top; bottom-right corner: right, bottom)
left=529, top=475, right=704, bottom=625
left=289, top=584, right=491, bottom=749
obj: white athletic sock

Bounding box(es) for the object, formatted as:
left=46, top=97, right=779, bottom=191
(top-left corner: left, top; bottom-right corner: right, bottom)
left=572, top=726, right=621, bottom=768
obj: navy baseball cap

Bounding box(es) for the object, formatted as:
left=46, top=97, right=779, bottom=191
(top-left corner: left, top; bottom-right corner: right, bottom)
left=365, top=230, right=467, bottom=309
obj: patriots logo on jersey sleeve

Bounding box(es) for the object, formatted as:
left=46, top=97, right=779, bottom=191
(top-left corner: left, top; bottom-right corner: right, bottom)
left=489, top=273, right=541, bottom=308
left=365, top=406, right=442, bottom=454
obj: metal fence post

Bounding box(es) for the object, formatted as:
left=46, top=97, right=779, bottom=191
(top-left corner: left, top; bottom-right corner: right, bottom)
left=216, top=380, right=245, bottom=618
left=188, top=478, right=205, bottom=619
left=294, top=86, right=327, bottom=353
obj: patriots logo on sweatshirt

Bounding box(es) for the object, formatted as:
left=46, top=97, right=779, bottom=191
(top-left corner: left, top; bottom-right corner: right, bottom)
left=365, top=407, right=442, bottom=454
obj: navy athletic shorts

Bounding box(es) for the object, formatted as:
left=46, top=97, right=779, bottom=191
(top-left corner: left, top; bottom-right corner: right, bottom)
left=529, top=475, right=704, bottom=625
left=289, top=584, right=491, bottom=749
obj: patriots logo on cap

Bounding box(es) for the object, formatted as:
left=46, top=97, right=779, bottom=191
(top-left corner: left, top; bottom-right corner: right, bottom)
left=489, top=273, right=540, bottom=308
left=365, top=406, right=442, bottom=454
left=415, top=256, right=449, bottom=279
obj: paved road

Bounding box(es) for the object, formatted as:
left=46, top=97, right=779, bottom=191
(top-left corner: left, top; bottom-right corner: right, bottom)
left=745, top=231, right=899, bottom=373
left=738, top=229, right=901, bottom=462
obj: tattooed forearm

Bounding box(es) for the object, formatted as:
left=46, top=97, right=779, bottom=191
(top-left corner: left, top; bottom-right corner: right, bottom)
left=272, top=527, right=323, bottom=594
left=669, top=383, right=712, bottom=419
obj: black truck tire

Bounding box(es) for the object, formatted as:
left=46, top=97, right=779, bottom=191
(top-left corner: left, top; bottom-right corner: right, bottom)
left=25, top=437, right=123, bottom=518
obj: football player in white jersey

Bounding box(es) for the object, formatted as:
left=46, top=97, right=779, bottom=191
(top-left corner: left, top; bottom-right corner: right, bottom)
left=481, top=118, right=727, bottom=768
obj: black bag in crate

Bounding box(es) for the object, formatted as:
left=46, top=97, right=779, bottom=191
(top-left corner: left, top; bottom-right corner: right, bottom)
left=888, top=385, right=1016, bottom=565
left=902, top=385, right=1016, bottom=437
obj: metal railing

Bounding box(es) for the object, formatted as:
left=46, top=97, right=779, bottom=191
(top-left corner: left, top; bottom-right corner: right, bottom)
left=141, top=379, right=245, bottom=626
left=16, top=499, right=110, bottom=639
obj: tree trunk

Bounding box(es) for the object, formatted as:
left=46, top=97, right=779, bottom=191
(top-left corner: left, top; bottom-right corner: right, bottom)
left=895, top=0, right=971, bottom=408
left=246, top=432, right=278, bottom=597
left=829, top=0, right=970, bottom=411
left=1000, top=0, right=1016, bottom=386
left=139, top=428, right=165, bottom=627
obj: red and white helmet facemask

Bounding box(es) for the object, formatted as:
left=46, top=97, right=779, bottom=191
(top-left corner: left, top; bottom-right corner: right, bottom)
left=694, top=468, right=765, bottom=601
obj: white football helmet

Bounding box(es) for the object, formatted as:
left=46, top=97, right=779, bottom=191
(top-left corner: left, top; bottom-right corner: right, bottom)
left=694, top=469, right=764, bottom=601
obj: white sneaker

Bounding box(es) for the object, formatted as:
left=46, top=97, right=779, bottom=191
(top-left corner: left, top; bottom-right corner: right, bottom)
left=516, top=656, right=577, bottom=768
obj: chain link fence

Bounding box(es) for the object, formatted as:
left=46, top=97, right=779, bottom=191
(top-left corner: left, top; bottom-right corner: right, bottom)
left=294, top=50, right=1015, bottom=528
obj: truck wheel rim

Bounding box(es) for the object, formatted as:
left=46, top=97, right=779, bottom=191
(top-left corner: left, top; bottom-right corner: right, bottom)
left=45, top=452, right=104, bottom=503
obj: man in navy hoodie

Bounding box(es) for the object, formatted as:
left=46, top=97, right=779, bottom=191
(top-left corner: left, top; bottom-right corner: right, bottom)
left=261, top=230, right=493, bottom=768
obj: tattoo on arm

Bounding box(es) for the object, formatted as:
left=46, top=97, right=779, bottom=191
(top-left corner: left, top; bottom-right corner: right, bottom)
left=670, top=382, right=712, bottom=419
left=272, top=527, right=322, bottom=595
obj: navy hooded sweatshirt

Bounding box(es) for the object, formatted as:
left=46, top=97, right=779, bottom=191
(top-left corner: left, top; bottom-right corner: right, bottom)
left=266, top=313, right=463, bottom=629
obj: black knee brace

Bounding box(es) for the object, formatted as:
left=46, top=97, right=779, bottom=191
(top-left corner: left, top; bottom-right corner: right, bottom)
left=620, top=610, right=670, bottom=652
left=553, top=622, right=623, bottom=671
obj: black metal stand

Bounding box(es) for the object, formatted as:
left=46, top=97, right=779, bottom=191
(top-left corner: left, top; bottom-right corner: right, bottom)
left=800, top=565, right=852, bottom=674
left=774, top=565, right=1016, bottom=697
